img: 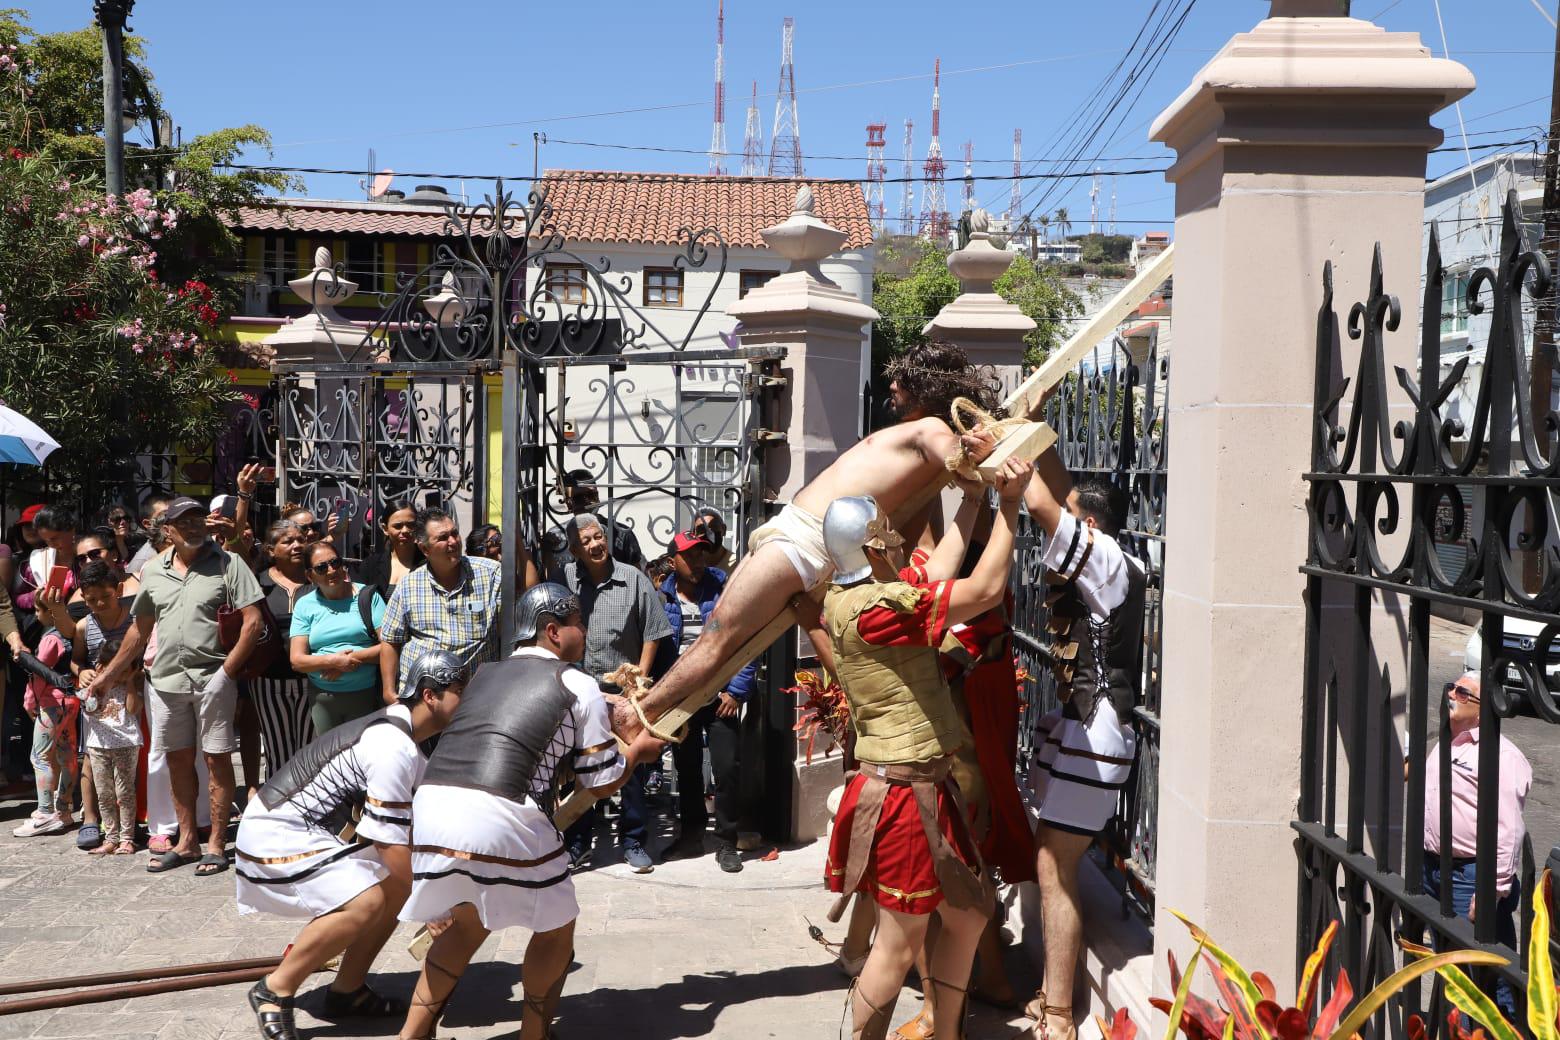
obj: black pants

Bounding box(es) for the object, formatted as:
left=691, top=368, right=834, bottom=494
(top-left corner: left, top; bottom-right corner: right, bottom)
left=673, top=702, right=741, bottom=843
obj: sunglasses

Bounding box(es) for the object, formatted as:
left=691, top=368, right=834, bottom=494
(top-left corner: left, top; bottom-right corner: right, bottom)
left=107, top=514, right=130, bottom=524
left=74, top=547, right=108, bottom=566
left=1443, top=681, right=1481, bottom=704
left=310, top=557, right=345, bottom=576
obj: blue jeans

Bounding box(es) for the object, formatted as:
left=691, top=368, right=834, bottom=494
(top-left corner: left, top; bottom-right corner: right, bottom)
left=1422, top=857, right=1519, bottom=1018
left=565, top=763, right=650, bottom=851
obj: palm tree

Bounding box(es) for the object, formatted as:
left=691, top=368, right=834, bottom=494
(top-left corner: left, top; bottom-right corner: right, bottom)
left=1038, top=213, right=1051, bottom=244
left=1055, top=207, right=1072, bottom=241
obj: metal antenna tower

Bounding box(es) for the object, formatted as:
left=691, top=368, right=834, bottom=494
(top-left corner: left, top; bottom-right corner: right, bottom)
left=899, top=119, right=915, bottom=235
left=708, top=0, right=727, bottom=175
left=740, top=81, right=764, bottom=177
left=1008, top=129, right=1022, bottom=226
left=918, top=58, right=947, bottom=239
left=1109, top=175, right=1117, bottom=234
left=767, top=17, right=802, bottom=177
left=1089, top=168, right=1101, bottom=234
left=865, top=123, right=888, bottom=232
left=961, top=140, right=975, bottom=215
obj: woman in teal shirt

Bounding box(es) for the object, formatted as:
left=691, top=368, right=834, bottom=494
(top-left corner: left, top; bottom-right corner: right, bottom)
left=288, top=541, right=387, bottom=734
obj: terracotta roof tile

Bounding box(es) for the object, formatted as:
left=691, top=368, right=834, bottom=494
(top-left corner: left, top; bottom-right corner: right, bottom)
left=536, top=170, right=872, bottom=250
left=230, top=201, right=507, bottom=239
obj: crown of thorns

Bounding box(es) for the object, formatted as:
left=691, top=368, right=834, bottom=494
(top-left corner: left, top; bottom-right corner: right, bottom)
left=882, top=356, right=1004, bottom=411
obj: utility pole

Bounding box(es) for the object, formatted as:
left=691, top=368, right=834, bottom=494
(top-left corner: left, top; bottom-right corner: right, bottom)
left=1533, top=0, right=1560, bottom=466
left=94, top=0, right=134, bottom=197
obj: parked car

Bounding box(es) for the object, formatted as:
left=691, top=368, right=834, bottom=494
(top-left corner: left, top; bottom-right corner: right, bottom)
left=1463, top=618, right=1555, bottom=716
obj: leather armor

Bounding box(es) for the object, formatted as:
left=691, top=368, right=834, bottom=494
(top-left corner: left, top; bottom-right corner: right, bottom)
left=1043, top=560, right=1147, bottom=725
left=257, top=709, right=412, bottom=839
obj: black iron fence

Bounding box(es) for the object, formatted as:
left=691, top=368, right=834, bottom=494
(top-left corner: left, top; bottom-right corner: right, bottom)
left=1012, top=334, right=1168, bottom=918
left=1296, top=191, right=1559, bottom=1038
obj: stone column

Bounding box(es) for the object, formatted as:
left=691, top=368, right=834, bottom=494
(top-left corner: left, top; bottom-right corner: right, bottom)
left=727, top=187, right=877, bottom=841
left=261, top=246, right=362, bottom=367
left=923, top=208, right=1035, bottom=399
left=728, top=186, right=878, bottom=504
left=1147, top=3, right=1471, bottom=986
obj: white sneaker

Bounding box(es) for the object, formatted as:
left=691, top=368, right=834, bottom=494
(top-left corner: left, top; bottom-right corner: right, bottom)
left=13, top=812, right=65, bottom=837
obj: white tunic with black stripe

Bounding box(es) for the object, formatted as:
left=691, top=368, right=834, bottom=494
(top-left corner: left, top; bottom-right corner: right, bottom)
left=1031, top=511, right=1142, bottom=835
left=400, top=646, right=625, bottom=934
left=234, top=704, right=423, bottom=918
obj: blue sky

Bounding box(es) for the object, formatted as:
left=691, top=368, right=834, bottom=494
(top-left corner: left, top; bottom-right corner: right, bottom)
left=29, top=1, right=1559, bottom=234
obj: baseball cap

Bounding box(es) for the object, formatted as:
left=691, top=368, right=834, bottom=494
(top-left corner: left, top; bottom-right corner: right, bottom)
left=19, top=503, right=45, bottom=524
left=669, top=530, right=714, bottom=554
left=162, top=496, right=205, bottom=521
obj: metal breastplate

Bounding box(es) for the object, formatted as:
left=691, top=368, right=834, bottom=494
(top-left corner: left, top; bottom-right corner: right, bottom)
left=257, top=709, right=411, bottom=838
left=1044, top=562, right=1147, bottom=724
left=824, top=580, right=968, bottom=765
left=421, top=655, right=575, bottom=807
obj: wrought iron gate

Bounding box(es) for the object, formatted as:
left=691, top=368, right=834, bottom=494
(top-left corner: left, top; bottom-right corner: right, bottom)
left=1012, top=334, right=1169, bottom=918
left=1296, top=192, right=1557, bottom=1038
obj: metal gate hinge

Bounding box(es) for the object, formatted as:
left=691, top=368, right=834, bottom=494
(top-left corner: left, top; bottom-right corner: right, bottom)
left=745, top=373, right=788, bottom=393
left=750, top=429, right=787, bottom=444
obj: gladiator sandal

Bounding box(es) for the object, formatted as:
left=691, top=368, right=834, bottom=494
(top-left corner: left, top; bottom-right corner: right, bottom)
left=402, top=955, right=463, bottom=1040
left=247, top=977, right=299, bottom=1040
left=1034, top=1003, right=1076, bottom=1040
left=893, top=1004, right=934, bottom=1040
left=850, top=983, right=895, bottom=1040
left=926, top=979, right=969, bottom=1040
left=519, top=970, right=567, bottom=1040
left=1023, top=989, right=1047, bottom=1021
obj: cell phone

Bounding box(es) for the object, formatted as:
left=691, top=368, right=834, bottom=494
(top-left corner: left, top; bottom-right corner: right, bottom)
left=45, top=565, right=69, bottom=598
left=258, top=466, right=277, bottom=483
left=210, top=494, right=239, bottom=521
left=333, top=500, right=348, bottom=530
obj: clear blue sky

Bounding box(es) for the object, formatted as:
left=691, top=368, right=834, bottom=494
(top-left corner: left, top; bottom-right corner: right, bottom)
left=28, top=0, right=1559, bottom=234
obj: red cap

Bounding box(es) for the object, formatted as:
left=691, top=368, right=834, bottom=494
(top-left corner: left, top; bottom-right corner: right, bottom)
left=669, top=530, right=714, bottom=554
left=19, top=503, right=45, bottom=524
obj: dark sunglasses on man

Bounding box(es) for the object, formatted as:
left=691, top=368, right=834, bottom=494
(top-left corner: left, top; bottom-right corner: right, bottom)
left=310, top=557, right=345, bottom=576
left=1443, top=681, right=1480, bottom=704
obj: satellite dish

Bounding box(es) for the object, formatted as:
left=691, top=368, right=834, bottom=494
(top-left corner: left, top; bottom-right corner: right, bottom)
left=369, top=169, right=395, bottom=198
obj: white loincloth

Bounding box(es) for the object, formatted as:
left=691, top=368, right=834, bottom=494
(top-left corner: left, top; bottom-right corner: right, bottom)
left=1031, top=706, right=1136, bottom=836
left=748, top=503, right=832, bottom=591
left=400, top=784, right=579, bottom=934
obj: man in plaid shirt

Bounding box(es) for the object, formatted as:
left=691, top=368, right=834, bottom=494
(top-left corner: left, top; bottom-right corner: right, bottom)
left=377, top=508, right=503, bottom=702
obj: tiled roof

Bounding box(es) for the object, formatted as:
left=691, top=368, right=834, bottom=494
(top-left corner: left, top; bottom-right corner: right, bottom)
left=536, top=170, right=874, bottom=250
left=230, top=200, right=516, bottom=239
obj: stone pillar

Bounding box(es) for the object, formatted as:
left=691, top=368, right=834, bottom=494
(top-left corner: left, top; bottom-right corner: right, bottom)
left=261, top=247, right=361, bottom=366
left=1146, top=5, right=1471, bottom=986
left=923, top=208, right=1035, bottom=399
left=728, top=186, right=878, bottom=504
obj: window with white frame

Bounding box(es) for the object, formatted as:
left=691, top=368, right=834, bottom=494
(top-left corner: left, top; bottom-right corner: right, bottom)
left=1441, top=269, right=1470, bottom=339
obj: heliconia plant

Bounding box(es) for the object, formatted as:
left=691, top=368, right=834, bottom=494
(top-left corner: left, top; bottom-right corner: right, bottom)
left=1102, top=906, right=1511, bottom=1040
left=1398, top=869, right=1558, bottom=1040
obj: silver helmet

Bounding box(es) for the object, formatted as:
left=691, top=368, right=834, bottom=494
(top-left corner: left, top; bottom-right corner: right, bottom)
left=515, top=581, right=582, bottom=643
left=823, top=494, right=904, bottom=585
left=401, top=648, right=469, bottom=702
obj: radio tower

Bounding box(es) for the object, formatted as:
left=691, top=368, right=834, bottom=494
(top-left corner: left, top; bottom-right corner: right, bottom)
left=1008, top=129, right=1022, bottom=227
left=1109, top=175, right=1118, bottom=234
left=960, top=140, right=975, bottom=215
left=1089, top=168, right=1101, bottom=234
left=918, top=58, right=947, bottom=240
left=707, top=0, right=727, bottom=175
left=898, top=119, right=915, bottom=235
left=740, top=82, right=764, bottom=177
left=767, top=17, right=802, bottom=177
left=865, top=123, right=888, bottom=232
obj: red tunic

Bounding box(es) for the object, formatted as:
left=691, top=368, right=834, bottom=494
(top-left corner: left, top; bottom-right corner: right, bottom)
left=824, top=576, right=978, bottom=914
left=905, top=552, right=1036, bottom=884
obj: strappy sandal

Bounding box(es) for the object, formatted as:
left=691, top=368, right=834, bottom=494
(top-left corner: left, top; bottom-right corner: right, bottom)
left=894, top=1004, right=934, bottom=1039
left=1024, top=989, right=1047, bottom=1020
left=926, top=978, right=969, bottom=1040
left=851, top=984, right=894, bottom=1040
left=402, top=955, right=462, bottom=1040
left=1034, top=1002, right=1076, bottom=1040
left=247, top=977, right=299, bottom=1040
left=320, top=982, right=407, bottom=1019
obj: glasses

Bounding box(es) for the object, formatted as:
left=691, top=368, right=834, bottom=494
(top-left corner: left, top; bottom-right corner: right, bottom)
left=1443, top=682, right=1481, bottom=704
left=310, top=558, right=345, bottom=576
left=75, top=547, right=109, bottom=566
left=107, top=514, right=129, bottom=525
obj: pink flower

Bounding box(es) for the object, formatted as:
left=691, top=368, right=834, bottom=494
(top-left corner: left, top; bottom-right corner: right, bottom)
left=76, top=235, right=88, bottom=247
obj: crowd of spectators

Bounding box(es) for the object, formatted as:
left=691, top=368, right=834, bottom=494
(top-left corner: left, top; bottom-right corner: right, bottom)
left=0, top=474, right=750, bottom=878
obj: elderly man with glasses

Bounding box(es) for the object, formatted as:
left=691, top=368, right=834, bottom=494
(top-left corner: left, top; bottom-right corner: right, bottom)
left=1410, top=671, right=1533, bottom=1017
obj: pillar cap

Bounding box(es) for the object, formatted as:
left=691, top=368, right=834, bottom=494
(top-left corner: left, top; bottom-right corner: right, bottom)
left=945, top=210, right=1018, bottom=293
left=760, top=186, right=850, bottom=283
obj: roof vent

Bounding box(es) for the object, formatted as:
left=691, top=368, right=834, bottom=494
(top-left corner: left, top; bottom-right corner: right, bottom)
left=380, top=189, right=405, bottom=201
left=404, top=184, right=451, bottom=206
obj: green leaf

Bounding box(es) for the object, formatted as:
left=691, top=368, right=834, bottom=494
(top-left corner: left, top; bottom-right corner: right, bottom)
left=1399, top=937, right=1522, bottom=1040
left=1163, top=942, right=1204, bottom=1040
left=1170, top=910, right=1271, bottom=1040
left=1330, top=949, right=1510, bottom=1040
left=1528, top=870, right=1556, bottom=1040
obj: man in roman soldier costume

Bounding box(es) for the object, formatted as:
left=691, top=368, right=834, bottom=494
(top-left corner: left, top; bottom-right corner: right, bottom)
left=238, top=649, right=469, bottom=1040
left=821, top=452, right=1031, bottom=1040
left=395, top=583, right=662, bottom=1040
left=1021, top=456, right=1146, bottom=1040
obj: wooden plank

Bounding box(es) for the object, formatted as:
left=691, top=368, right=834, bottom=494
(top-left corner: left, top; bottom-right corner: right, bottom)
left=975, top=421, right=1058, bottom=480
left=1003, top=243, right=1174, bottom=419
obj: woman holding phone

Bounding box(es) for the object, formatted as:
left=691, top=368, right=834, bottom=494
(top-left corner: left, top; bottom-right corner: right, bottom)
left=288, top=542, right=386, bottom=733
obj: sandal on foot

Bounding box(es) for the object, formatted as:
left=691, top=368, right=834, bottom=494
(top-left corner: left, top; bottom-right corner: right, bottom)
left=194, top=852, right=229, bottom=876
left=1034, top=1003, right=1076, bottom=1040
left=114, top=840, right=136, bottom=855
left=321, top=982, right=407, bottom=1019
left=894, top=1005, right=935, bottom=1040
left=1024, top=989, right=1047, bottom=1020
left=248, top=978, right=299, bottom=1040
left=88, top=841, right=116, bottom=857
left=146, top=849, right=199, bottom=873
left=147, top=834, right=173, bottom=854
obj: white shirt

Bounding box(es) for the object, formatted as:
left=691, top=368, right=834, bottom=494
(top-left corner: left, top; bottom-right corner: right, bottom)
left=509, top=645, right=626, bottom=801
left=1041, top=510, right=1140, bottom=619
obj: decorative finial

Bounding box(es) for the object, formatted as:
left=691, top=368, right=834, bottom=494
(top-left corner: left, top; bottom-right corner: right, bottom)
left=793, top=184, right=815, bottom=216
left=313, top=246, right=331, bottom=270
left=970, top=208, right=991, bottom=234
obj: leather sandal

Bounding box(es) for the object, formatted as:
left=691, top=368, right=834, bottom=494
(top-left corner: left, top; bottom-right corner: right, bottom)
left=927, top=978, right=969, bottom=1040
left=852, top=984, right=895, bottom=1040
left=403, top=955, right=462, bottom=1040
left=247, top=977, right=299, bottom=1040
left=1034, top=1002, right=1076, bottom=1040
left=894, top=1004, right=934, bottom=1040
left=1024, top=989, right=1047, bottom=1020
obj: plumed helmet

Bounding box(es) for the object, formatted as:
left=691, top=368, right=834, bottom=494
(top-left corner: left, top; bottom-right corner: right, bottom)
left=515, top=581, right=582, bottom=643
left=823, top=495, right=904, bottom=586
left=402, top=648, right=469, bottom=702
